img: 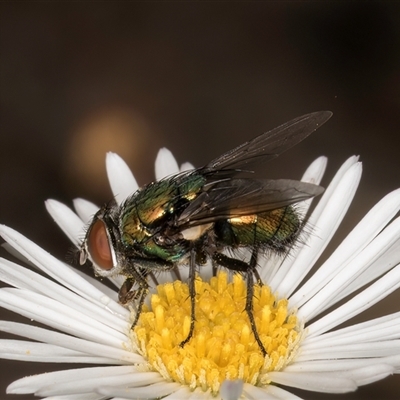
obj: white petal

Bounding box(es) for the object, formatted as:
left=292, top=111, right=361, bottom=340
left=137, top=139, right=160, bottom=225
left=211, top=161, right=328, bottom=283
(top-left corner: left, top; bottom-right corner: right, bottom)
left=106, top=152, right=138, bottom=205
left=162, top=387, right=195, bottom=399
left=97, top=381, right=181, bottom=399
left=0, top=259, right=125, bottom=329
left=291, top=189, right=400, bottom=312
left=0, top=225, right=127, bottom=317
left=264, top=385, right=304, bottom=400
left=297, top=340, right=400, bottom=361
left=300, top=156, right=327, bottom=186
left=37, top=371, right=163, bottom=397
left=7, top=365, right=136, bottom=394
left=0, top=289, right=127, bottom=348
left=297, top=216, right=400, bottom=320
left=310, top=156, right=360, bottom=220
left=0, top=258, right=40, bottom=292
left=108, top=274, right=126, bottom=289
left=155, top=148, right=179, bottom=180
left=65, top=264, right=119, bottom=302
left=0, top=320, right=141, bottom=365
left=287, top=358, right=393, bottom=372
left=41, top=394, right=102, bottom=400
left=306, top=312, right=400, bottom=346
left=73, top=198, right=99, bottom=224
left=45, top=200, right=86, bottom=246
left=267, top=157, right=357, bottom=288
left=339, top=232, right=400, bottom=300
left=271, top=159, right=362, bottom=297
left=181, top=162, right=195, bottom=172
left=296, top=156, right=327, bottom=217
left=261, top=157, right=328, bottom=282
left=268, top=371, right=357, bottom=393
left=244, top=383, right=303, bottom=400
left=187, top=388, right=215, bottom=400
left=0, top=339, right=116, bottom=364
left=1, top=242, right=36, bottom=267
left=306, top=263, right=400, bottom=338
left=334, top=364, right=394, bottom=386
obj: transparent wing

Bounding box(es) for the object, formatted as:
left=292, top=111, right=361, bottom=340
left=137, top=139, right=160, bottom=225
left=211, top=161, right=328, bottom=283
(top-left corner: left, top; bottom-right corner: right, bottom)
left=178, top=178, right=323, bottom=227
left=204, top=111, right=332, bottom=172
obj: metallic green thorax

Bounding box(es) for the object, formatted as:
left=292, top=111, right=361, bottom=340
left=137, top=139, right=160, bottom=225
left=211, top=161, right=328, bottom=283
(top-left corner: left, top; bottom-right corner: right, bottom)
left=119, top=173, right=206, bottom=261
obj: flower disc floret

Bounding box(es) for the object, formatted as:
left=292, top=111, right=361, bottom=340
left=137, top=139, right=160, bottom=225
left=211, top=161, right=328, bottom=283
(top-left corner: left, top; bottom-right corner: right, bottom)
left=133, top=271, right=301, bottom=395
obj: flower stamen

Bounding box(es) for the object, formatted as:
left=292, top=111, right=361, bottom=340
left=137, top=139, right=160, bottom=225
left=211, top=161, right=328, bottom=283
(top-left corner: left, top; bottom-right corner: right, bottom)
left=131, top=271, right=302, bottom=395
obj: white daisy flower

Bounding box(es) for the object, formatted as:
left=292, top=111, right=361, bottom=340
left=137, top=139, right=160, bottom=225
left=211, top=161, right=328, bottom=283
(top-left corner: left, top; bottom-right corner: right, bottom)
left=0, top=149, right=399, bottom=400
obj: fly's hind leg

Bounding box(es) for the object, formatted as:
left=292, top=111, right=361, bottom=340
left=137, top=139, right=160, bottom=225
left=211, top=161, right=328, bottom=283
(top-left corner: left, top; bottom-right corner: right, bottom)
left=246, top=249, right=266, bottom=356
left=212, top=249, right=267, bottom=356
left=179, top=247, right=197, bottom=348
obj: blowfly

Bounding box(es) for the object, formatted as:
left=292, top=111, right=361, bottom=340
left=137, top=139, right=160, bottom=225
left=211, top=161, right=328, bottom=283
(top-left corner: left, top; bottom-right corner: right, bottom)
left=79, top=111, right=332, bottom=355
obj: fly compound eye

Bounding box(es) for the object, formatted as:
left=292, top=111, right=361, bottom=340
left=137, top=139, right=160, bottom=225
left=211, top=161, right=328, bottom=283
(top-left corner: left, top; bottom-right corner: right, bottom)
left=87, top=219, right=114, bottom=270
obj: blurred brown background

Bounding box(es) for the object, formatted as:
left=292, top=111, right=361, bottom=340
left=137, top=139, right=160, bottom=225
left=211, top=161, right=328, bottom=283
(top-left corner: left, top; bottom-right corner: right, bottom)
left=1, top=2, right=399, bottom=399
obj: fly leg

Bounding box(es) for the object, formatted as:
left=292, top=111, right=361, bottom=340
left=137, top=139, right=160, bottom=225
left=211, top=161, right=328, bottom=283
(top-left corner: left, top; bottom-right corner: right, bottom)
left=172, top=266, right=182, bottom=281
left=121, top=258, right=176, bottom=331
left=118, top=265, right=150, bottom=330
left=148, top=271, right=159, bottom=286
left=253, top=267, right=263, bottom=285
left=121, top=281, right=148, bottom=329
left=212, top=249, right=267, bottom=356
left=246, top=248, right=267, bottom=356
left=179, top=247, right=197, bottom=348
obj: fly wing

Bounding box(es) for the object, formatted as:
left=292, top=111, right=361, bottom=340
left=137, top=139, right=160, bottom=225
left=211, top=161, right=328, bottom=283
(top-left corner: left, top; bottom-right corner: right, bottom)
left=204, top=111, right=332, bottom=172
left=177, top=179, right=323, bottom=227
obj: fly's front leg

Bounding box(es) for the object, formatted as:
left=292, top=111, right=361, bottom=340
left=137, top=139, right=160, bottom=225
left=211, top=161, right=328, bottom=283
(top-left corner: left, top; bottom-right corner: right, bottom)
left=129, top=286, right=148, bottom=329
left=212, top=249, right=267, bottom=356
left=179, top=247, right=196, bottom=348
left=119, top=274, right=149, bottom=330
left=121, top=258, right=175, bottom=331
left=118, top=261, right=151, bottom=331
left=118, top=263, right=149, bottom=303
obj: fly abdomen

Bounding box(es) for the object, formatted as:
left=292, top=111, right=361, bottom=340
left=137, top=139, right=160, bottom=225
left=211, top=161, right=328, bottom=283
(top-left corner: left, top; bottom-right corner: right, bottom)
left=215, top=206, right=301, bottom=253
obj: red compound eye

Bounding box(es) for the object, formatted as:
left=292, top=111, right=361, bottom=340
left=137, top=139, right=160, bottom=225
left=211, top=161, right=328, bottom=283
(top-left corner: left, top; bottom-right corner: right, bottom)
left=87, top=219, right=114, bottom=270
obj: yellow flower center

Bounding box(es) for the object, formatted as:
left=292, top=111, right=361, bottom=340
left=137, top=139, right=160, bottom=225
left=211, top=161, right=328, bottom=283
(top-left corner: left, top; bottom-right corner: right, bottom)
left=132, top=271, right=301, bottom=395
